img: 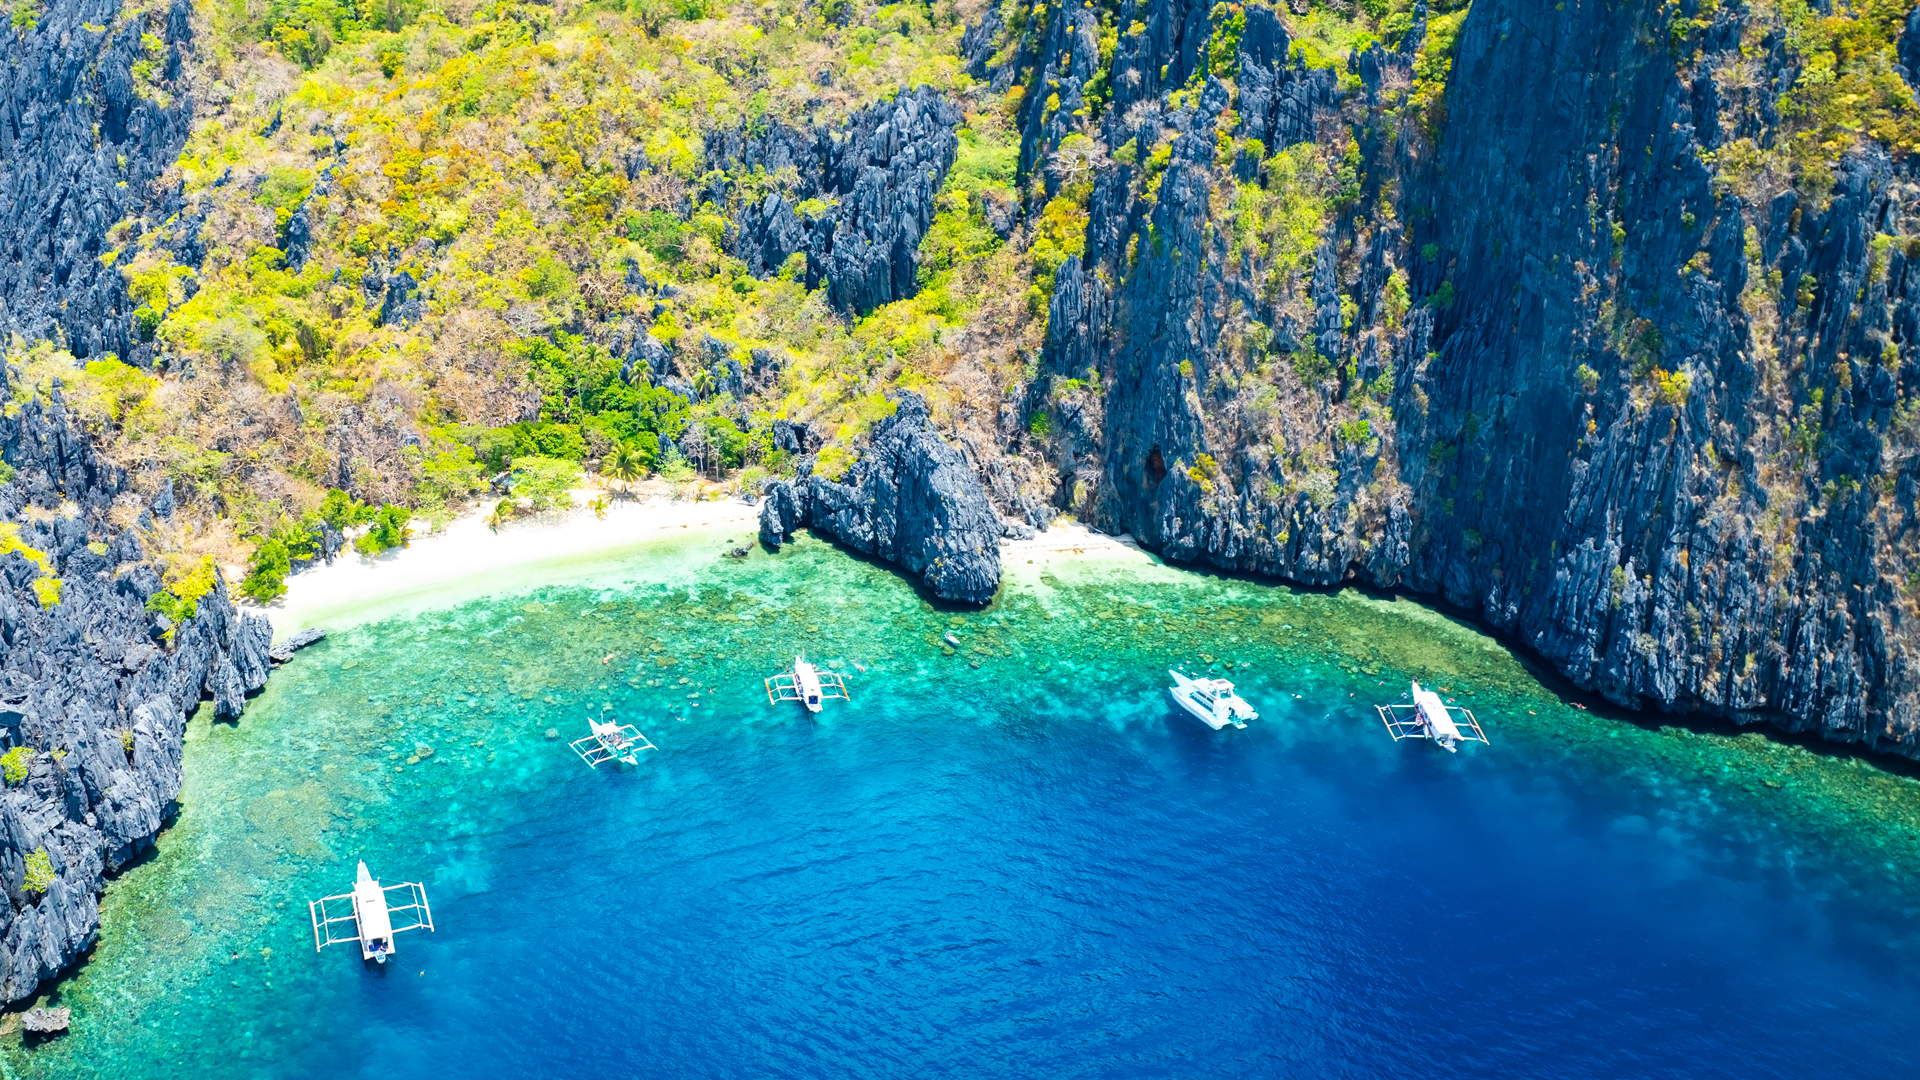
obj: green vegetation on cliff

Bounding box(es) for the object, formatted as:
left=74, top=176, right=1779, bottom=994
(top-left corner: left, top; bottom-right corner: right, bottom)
left=39, top=0, right=1043, bottom=597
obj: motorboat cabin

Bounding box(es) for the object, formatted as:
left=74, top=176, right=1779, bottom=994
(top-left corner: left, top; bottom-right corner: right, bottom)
left=1167, top=669, right=1258, bottom=730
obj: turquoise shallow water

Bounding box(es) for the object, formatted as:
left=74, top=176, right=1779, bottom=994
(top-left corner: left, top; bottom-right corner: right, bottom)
left=9, top=532, right=1920, bottom=1077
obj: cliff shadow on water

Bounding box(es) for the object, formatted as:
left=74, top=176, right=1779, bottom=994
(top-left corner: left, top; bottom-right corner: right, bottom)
left=12, top=532, right=1920, bottom=1075
left=16, top=0, right=1920, bottom=1047
left=984, top=0, right=1920, bottom=763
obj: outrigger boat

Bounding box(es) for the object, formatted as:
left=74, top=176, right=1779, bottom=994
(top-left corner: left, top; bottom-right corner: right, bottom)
left=309, top=861, right=434, bottom=964
left=1167, top=669, right=1258, bottom=730
left=570, top=718, right=657, bottom=768
left=1375, top=680, right=1489, bottom=752
left=765, top=656, right=851, bottom=713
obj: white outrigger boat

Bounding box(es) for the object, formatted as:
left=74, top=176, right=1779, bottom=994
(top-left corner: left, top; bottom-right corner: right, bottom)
left=1375, top=680, right=1489, bottom=752
left=1167, top=669, right=1258, bottom=730
left=570, top=718, right=658, bottom=768
left=765, top=656, right=851, bottom=713
left=309, top=861, right=434, bottom=963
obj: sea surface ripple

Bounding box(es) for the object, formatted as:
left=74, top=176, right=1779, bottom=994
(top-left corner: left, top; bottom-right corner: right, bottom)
left=11, top=534, right=1920, bottom=1078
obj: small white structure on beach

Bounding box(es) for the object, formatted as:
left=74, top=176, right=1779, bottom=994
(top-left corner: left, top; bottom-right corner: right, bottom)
left=765, top=656, right=851, bottom=713
left=1167, top=669, right=1258, bottom=730
left=571, top=718, right=657, bottom=768
left=1375, top=680, right=1489, bottom=752
left=310, top=861, right=435, bottom=963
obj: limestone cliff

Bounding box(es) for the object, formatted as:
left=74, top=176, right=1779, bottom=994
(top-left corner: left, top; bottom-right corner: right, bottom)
left=761, top=391, right=1004, bottom=604
left=0, top=389, right=270, bottom=1001
left=996, top=0, right=1920, bottom=756
left=713, top=85, right=965, bottom=315
left=0, top=0, right=196, bottom=367
left=0, top=0, right=279, bottom=1003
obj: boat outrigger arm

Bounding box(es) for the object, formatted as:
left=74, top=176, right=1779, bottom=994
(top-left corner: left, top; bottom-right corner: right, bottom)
left=310, top=861, right=434, bottom=963
left=1375, top=680, right=1489, bottom=752
left=571, top=719, right=658, bottom=769
left=765, top=656, right=851, bottom=713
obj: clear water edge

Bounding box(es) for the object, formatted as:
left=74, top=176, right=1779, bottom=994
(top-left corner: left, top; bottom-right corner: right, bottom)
left=3, top=527, right=1918, bottom=1076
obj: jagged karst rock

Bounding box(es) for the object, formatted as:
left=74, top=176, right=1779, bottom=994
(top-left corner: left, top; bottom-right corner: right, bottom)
left=760, top=393, right=1001, bottom=604
left=281, top=160, right=338, bottom=271
left=770, top=418, right=819, bottom=456
left=378, top=270, right=422, bottom=327
left=0, top=392, right=268, bottom=1004
left=710, top=86, right=962, bottom=314
left=0, top=0, right=196, bottom=365
left=986, top=0, right=1920, bottom=759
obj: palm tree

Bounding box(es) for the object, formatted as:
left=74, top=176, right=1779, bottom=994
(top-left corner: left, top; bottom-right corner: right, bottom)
left=485, top=499, right=515, bottom=533
left=589, top=495, right=610, bottom=519
left=602, top=443, right=646, bottom=497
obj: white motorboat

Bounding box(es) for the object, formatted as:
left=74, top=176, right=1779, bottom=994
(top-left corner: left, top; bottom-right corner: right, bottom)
left=1167, top=669, right=1257, bottom=730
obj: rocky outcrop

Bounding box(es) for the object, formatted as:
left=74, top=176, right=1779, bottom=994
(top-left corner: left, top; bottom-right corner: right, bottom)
left=760, top=392, right=1002, bottom=604
left=709, top=86, right=962, bottom=314
left=990, top=0, right=1920, bottom=759
left=0, top=0, right=197, bottom=367
left=269, top=627, right=325, bottom=663
left=22, top=1005, right=70, bottom=1035
left=0, top=389, right=269, bottom=1003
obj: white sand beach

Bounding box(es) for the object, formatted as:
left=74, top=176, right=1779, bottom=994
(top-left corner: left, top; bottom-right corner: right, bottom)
left=1000, top=519, right=1146, bottom=561
left=261, top=485, right=762, bottom=639
left=255, top=479, right=1157, bottom=640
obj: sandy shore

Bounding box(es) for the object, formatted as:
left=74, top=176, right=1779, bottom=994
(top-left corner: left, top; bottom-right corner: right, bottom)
left=261, top=486, right=761, bottom=639
left=997, top=521, right=1198, bottom=594
left=1001, top=520, right=1146, bottom=561
left=257, top=484, right=1156, bottom=640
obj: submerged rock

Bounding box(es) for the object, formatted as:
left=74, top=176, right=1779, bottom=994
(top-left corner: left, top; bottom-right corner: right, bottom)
left=760, top=392, right=1001, bottom=605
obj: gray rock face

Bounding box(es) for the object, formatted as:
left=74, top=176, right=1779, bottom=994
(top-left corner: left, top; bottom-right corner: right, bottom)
left=378, top=270, right=421, bottom=327
left=996, top=0, right=1920, bottom=758
left=21, top=1005, right=69, bottom=1034
left=760, top=393, right=1001, bottom=604
left=268, top=627, right=326, bottom=664
left=0, top=392, right=268, bottom=1004
left=710, top=86, right=962, bottom=315
left=0, top=0, right=196, bottom=367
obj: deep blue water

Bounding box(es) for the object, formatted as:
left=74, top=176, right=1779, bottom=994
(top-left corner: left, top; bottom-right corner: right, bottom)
left=337, top=715, right=1920, bottom=1079
left=17, top=537, right=1920, bottom=1077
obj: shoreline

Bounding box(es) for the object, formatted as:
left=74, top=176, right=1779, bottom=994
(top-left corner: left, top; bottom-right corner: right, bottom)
left=259, top=484, right=762, bottom=639
left=257, top=489, right=1156, bottom=639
